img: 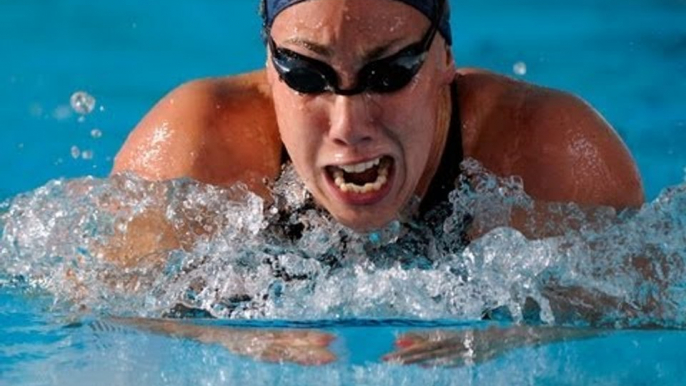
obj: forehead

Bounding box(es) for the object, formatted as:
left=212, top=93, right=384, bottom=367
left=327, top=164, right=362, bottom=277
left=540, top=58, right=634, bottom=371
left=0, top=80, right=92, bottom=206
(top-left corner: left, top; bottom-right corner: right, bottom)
left=270, top=0, right=430, bottom=58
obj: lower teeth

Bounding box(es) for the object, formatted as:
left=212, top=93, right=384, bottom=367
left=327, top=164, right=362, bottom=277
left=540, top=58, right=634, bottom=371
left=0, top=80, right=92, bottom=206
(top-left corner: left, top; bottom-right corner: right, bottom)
left=332, top=164, right=389, bottom=194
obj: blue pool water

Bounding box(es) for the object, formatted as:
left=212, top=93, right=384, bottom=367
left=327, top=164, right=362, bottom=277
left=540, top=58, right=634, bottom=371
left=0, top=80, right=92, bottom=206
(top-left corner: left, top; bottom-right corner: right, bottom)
left=1, top=0, right=686, bottom=385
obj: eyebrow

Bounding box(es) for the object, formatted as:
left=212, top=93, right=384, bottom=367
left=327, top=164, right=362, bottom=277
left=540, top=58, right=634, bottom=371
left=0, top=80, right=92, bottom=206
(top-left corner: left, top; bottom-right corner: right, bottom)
left=281, top=37, right=405, bottom=62
left=282, top=37, right=332, bottom=57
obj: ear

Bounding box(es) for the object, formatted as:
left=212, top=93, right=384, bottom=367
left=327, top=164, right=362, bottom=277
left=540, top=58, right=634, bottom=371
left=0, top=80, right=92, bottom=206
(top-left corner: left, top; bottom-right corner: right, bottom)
left=444, top=45, right=455, bottom=67
left=438, top=44, right=456, bottom=85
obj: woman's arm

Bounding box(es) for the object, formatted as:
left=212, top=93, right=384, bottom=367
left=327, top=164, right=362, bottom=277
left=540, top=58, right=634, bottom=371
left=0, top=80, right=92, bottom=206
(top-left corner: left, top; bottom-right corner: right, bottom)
left=108, top=317, right=336, bottom=365
left=112, top=70, right=282, bottom=194
left=103, top=71, right=282, bottom=268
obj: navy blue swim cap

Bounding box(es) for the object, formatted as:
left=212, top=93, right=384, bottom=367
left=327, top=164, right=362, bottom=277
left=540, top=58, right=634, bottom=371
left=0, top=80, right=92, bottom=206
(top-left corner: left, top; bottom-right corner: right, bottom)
left=261, top=0, right=452, bottom=45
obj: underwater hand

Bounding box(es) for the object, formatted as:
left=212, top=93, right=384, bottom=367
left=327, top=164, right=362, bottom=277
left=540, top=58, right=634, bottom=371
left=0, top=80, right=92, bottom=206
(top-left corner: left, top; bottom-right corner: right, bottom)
left=212, top=328, right=337, bottom=366
left=112, top=317, right=336, bottom=366
left=382, top=325, right=602, bottom=367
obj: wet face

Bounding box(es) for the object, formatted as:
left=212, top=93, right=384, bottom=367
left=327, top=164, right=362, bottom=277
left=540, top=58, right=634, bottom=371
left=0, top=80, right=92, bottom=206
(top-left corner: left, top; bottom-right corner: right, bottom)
left=267, top=0, right=455, bottom=231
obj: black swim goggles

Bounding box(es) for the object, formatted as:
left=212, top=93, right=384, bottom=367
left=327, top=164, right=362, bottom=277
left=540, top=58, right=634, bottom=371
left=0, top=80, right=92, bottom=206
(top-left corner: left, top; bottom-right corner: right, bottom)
left=268, top=0, right=445, bottom=96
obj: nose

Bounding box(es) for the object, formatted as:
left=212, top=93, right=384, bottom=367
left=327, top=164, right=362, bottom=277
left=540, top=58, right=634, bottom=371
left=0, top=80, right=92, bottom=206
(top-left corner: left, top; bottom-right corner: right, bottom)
left=328, top=94, right=379, bottom=147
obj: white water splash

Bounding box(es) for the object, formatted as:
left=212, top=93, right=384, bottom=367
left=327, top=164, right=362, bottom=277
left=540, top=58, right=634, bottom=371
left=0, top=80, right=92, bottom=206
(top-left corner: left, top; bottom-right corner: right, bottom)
left=1, top=161, right=685, bottom=327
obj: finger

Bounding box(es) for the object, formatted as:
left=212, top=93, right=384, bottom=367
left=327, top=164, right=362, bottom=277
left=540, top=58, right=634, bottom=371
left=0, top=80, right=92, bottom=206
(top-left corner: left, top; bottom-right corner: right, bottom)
left=258, top=345, right=337, bottom=366
left=383, top=338, right=467, bottom=365
left=420, top=350, right=471, bottom=368
left=394, top=333, right=427, bottom=349
left=273, top=331, right=335, bottom=347
left=288, top=347, right=338, bottom=366
left=385, top=345, right=454, bottom=365
left=255, top=345, right=289, bottom=364
left=394, top=330, right=461, bottom=349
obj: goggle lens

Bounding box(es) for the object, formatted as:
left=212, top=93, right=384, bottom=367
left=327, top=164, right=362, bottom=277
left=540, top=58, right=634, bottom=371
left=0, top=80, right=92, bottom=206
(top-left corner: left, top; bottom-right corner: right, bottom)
left=268, top=0, right=443, bottom=96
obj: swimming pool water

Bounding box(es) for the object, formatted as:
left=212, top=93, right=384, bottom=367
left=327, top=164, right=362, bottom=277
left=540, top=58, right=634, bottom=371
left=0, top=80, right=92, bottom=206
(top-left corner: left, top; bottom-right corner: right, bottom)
left=3, top=287, right=686, bottom=386
left=1, top=0, right=685, bottom=385
left=0, top=0, right=684, bottom=200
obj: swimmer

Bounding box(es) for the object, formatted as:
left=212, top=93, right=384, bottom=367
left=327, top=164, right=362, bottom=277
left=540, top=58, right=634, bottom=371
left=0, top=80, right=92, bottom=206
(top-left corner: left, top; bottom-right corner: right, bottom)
left=106, top=0, right=646, bottom=366
left=112, top=0, right=644, bottom=237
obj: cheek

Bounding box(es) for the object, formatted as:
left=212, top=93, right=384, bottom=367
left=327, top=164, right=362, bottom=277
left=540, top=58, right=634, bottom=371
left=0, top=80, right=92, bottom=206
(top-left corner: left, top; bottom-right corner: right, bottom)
left=381, top=95, right=438, bottom=181
left=382, top=95, right=436, bottom=148
left=405, top=127, right=435, bottom=174
left=272, top=90, right=325, bottom=167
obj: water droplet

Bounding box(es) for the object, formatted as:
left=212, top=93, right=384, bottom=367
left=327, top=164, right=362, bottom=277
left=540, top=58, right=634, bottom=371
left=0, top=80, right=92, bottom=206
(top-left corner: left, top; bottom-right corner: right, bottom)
left=90, top=129, right=102, bottom=138
left=81, top=150, right=94, bottom=160
left=513, top=61, right=527, bottom=76
left=70, top=91, right=96, bottom=115
left=70, top=146, right=80, bottom=159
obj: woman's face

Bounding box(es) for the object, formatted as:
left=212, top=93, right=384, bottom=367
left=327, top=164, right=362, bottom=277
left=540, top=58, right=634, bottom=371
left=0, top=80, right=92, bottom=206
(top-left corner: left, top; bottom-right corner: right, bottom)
left=267, top=0, right=455, bottom=231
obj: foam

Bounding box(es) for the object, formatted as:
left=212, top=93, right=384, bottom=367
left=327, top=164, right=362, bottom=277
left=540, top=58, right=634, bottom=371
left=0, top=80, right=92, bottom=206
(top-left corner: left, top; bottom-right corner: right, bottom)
left=1, top=160, right=685, bottom=327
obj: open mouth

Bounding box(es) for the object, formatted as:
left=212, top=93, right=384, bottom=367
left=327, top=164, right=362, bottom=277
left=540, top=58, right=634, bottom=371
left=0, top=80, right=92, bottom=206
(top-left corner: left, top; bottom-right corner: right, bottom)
left=326, top=156, right=393, bottom=194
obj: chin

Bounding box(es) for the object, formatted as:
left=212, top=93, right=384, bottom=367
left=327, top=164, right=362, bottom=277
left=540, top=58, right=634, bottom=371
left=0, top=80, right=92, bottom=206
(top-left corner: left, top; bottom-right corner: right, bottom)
left=331, top=210, right=396, bottom=233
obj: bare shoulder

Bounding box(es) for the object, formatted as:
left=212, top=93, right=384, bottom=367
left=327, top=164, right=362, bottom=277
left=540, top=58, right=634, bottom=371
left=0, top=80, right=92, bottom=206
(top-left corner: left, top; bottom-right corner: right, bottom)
left=112, top=70, right=282, bottom=193
left=456, top=68, right=644, bottom=208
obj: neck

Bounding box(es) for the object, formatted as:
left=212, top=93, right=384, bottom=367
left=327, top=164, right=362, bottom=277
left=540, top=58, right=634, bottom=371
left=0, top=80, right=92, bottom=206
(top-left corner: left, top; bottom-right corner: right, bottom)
left=415, top=83, right=452, bottom=199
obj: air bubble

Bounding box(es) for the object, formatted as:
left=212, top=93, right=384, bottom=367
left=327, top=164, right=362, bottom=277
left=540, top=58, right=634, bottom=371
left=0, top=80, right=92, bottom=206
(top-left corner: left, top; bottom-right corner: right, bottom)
left=513, top=61, right=527, bottom=76
left=70, top=91, right=96, bottom=115
left=81, top=150, right=94, bottom=160
left=70, top=146, right=80, bottom=159
left=91, top=129, right=102, bottom=138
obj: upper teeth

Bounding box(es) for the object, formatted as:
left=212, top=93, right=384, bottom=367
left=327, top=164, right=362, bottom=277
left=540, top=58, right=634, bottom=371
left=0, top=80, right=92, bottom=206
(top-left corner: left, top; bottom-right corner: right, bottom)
left=338, top=157, right=381, bottom=173
left=331, top=157, right=391, bottom=194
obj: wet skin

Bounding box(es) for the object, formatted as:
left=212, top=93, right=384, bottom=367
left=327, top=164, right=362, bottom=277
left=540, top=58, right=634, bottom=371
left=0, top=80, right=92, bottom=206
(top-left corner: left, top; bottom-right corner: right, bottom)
left=112, top=0, right=643, bottom=235
left=111, top=318, right=337, bottom=366
left=265, top=0, right=456, bottom=230
left=107, top=0, right=646, bottom=322
left=106, top=0, right=645, bottom=364
left=112, top=318, right=604, bottom=367
left=382, top=325, right=604, bottom=367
